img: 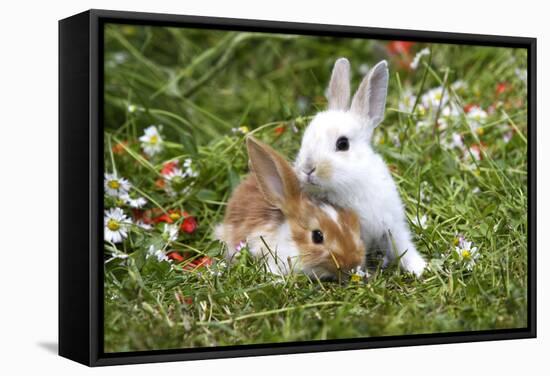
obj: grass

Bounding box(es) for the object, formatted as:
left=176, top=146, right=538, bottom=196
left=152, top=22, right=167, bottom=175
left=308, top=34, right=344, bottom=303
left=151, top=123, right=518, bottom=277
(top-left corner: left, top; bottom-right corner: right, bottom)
left=102, top=24, right=528, bottom=352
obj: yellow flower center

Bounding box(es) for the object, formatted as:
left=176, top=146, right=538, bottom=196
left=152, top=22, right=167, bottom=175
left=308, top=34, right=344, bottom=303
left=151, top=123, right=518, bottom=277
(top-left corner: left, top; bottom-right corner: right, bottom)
left=107, top=218, right=120, bottom=231
left=350, top=274, right=362, bottom=283
left=150, top=135, right=159, bottom=145
left=435, top=93, right=442, bottom=101
left=239, top=126, right=249, bottom=133
left=107, top=180, right=120, bottom=189
left=169, top=212, right=181, bottom=221
left=461, top=250, right=471, bottom=260
left=476, top=127, right=485, bottom=136
left=453, top=237, right=460, bottom=246
left=171, top=176, right=185, bottom=191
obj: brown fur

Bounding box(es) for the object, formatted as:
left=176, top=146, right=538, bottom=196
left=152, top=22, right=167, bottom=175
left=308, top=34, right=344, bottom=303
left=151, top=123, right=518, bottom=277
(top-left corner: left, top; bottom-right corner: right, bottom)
left=291, top=204, right=364, bottom=275
left=221, top=174, right=284, bottom=248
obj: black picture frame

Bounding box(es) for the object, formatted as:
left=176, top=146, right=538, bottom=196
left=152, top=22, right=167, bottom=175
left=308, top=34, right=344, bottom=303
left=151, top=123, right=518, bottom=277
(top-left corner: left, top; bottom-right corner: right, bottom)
left=59, top=8, right=537, bottom=367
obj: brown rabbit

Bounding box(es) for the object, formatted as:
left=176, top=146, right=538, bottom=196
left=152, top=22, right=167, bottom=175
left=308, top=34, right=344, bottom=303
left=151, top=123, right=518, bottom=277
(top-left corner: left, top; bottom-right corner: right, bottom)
left=215, top=136, right=365, bottom=280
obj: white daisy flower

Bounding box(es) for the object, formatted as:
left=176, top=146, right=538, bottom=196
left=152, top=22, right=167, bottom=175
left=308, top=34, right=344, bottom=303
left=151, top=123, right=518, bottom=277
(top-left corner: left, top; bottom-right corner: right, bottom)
left=416, top=81, right=466, bottom=121
left=454, top=240, right=480, bottom=270
left=162, top=223, right=179, bottom=244
left=453, top=232, right=465, bottom=248
left=113, top=51, right=128, bottom=64
left=231, top=126, right=249, bottom=135
left=451, top=80, right=467, bottom=91
left=421, top=86, right=449, bottom=109
left=391, top=133, right=401, bottom=148
left=104, top=173, right=131, bottom=198
left=416, top=119, right=430, bottom=128
left=412, top=214, right=428, bottom=229
left=469, top=122, right=484, bottom=136
left=466, top=106, right=488, bottom=135
left=451, top=133, right=464, bottom=149
left=164, top=159, right=197, bottom=196
left=350, top=266, right=367, bottom=282
left=104, top=207, right=129, bottom=243
left=358, top=63, right=370, bottom=76
left=515, top=68, right=527, bottom=85
left=441, top=103, right=460, bottom=118
left=209, top=267, right=223, bottom=277
left=147, top=245, right=169, bottom=262
left=444, top=132, right=465, bottom=150
left=466, top=106, right=487, bottom=121
left=182, top=158, right=199, bottom=178
left=464, top=145, right=482, bottom=161
left=419, top=181, right=431, bottom=203
left=164, top=168, right=190, bottom=196
left=139, top=125, right=164, bottom=157
left=410, top=48, right=430, bottom=70
left=436, top=117, right=450, bottom=131
left=120, top=192, right=147, bottom=208
left=398, top=89, right=418, bottom=113
left=135, top=220, right=152, bottom=230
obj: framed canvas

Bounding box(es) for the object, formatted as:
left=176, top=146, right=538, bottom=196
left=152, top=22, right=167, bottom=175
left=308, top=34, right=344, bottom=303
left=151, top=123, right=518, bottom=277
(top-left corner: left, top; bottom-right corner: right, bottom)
left=59, top=9, right=536, bottom=366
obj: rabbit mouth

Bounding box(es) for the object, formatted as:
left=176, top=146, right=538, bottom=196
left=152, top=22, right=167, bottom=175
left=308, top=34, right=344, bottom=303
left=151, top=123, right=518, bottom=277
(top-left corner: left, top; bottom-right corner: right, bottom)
left=303, top=179, right=324, bottom=193
left=306, top=175, right=318, bottom=185
left=304, top=171, right=324, bottom=186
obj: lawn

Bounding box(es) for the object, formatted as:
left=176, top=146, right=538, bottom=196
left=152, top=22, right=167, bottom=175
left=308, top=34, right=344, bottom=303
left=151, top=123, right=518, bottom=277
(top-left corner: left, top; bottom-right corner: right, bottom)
left=102, top=24, right=528, bottom=352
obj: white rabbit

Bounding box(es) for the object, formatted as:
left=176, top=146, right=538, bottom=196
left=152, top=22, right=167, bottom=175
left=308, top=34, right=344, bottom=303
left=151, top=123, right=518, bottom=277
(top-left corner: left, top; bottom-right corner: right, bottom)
left=294, top=58, right=427, bottom=276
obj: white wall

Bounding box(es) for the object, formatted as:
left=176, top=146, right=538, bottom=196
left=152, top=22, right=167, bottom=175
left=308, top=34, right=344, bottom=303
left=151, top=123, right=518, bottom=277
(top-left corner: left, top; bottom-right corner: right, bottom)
left=0, top=0, right=546, bottom=374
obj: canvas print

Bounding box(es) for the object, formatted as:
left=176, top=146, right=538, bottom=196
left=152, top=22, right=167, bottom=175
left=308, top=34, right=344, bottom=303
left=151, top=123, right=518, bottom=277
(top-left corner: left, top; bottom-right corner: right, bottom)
left=102, top=23, right=528, bottom=352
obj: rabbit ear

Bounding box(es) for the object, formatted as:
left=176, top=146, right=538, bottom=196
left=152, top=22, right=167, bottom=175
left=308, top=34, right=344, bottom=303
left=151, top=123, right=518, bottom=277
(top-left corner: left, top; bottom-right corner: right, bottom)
left=350, top=60, right=389, bottom=128
left=327, top=58, right=351, bottom=111
left=246, top=136, right=301, bottom=213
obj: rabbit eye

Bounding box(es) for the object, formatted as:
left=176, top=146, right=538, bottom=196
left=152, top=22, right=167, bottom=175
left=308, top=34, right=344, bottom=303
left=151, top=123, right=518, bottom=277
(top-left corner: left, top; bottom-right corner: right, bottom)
left=336, top=136, right=349, bottom=151
left=311, top=229, right=324, bottom=244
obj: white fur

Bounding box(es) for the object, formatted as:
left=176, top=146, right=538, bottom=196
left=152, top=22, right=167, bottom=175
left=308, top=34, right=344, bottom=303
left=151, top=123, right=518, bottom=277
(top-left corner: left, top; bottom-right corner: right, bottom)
left=295, top=59, right=427, bottom=276
left=246, top=222, right=301, bottom=275
left=217, top=223, right=300, bottom=274
left=320, top=203, right=339, bottom=223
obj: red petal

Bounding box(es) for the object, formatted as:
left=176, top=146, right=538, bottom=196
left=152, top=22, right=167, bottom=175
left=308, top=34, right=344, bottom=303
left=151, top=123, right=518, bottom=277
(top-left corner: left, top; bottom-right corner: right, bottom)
left=463, top=103, right=475, bottom=113
left=181, top=217, right=198, bottom=233
left=274, top=126, right=285, bottom=136
left=153, top=213, right=173, bottom=224
left=155, top=178, right=166, bottom=189
left=387, top=41, right=415, bottom=55
left=161, top=161, right=178, bottom=175
left=496, top=82, right=508, bottom=95
left=167, top=251, right=185, bottom=262
left=193, top=256, right=213, bottom=267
